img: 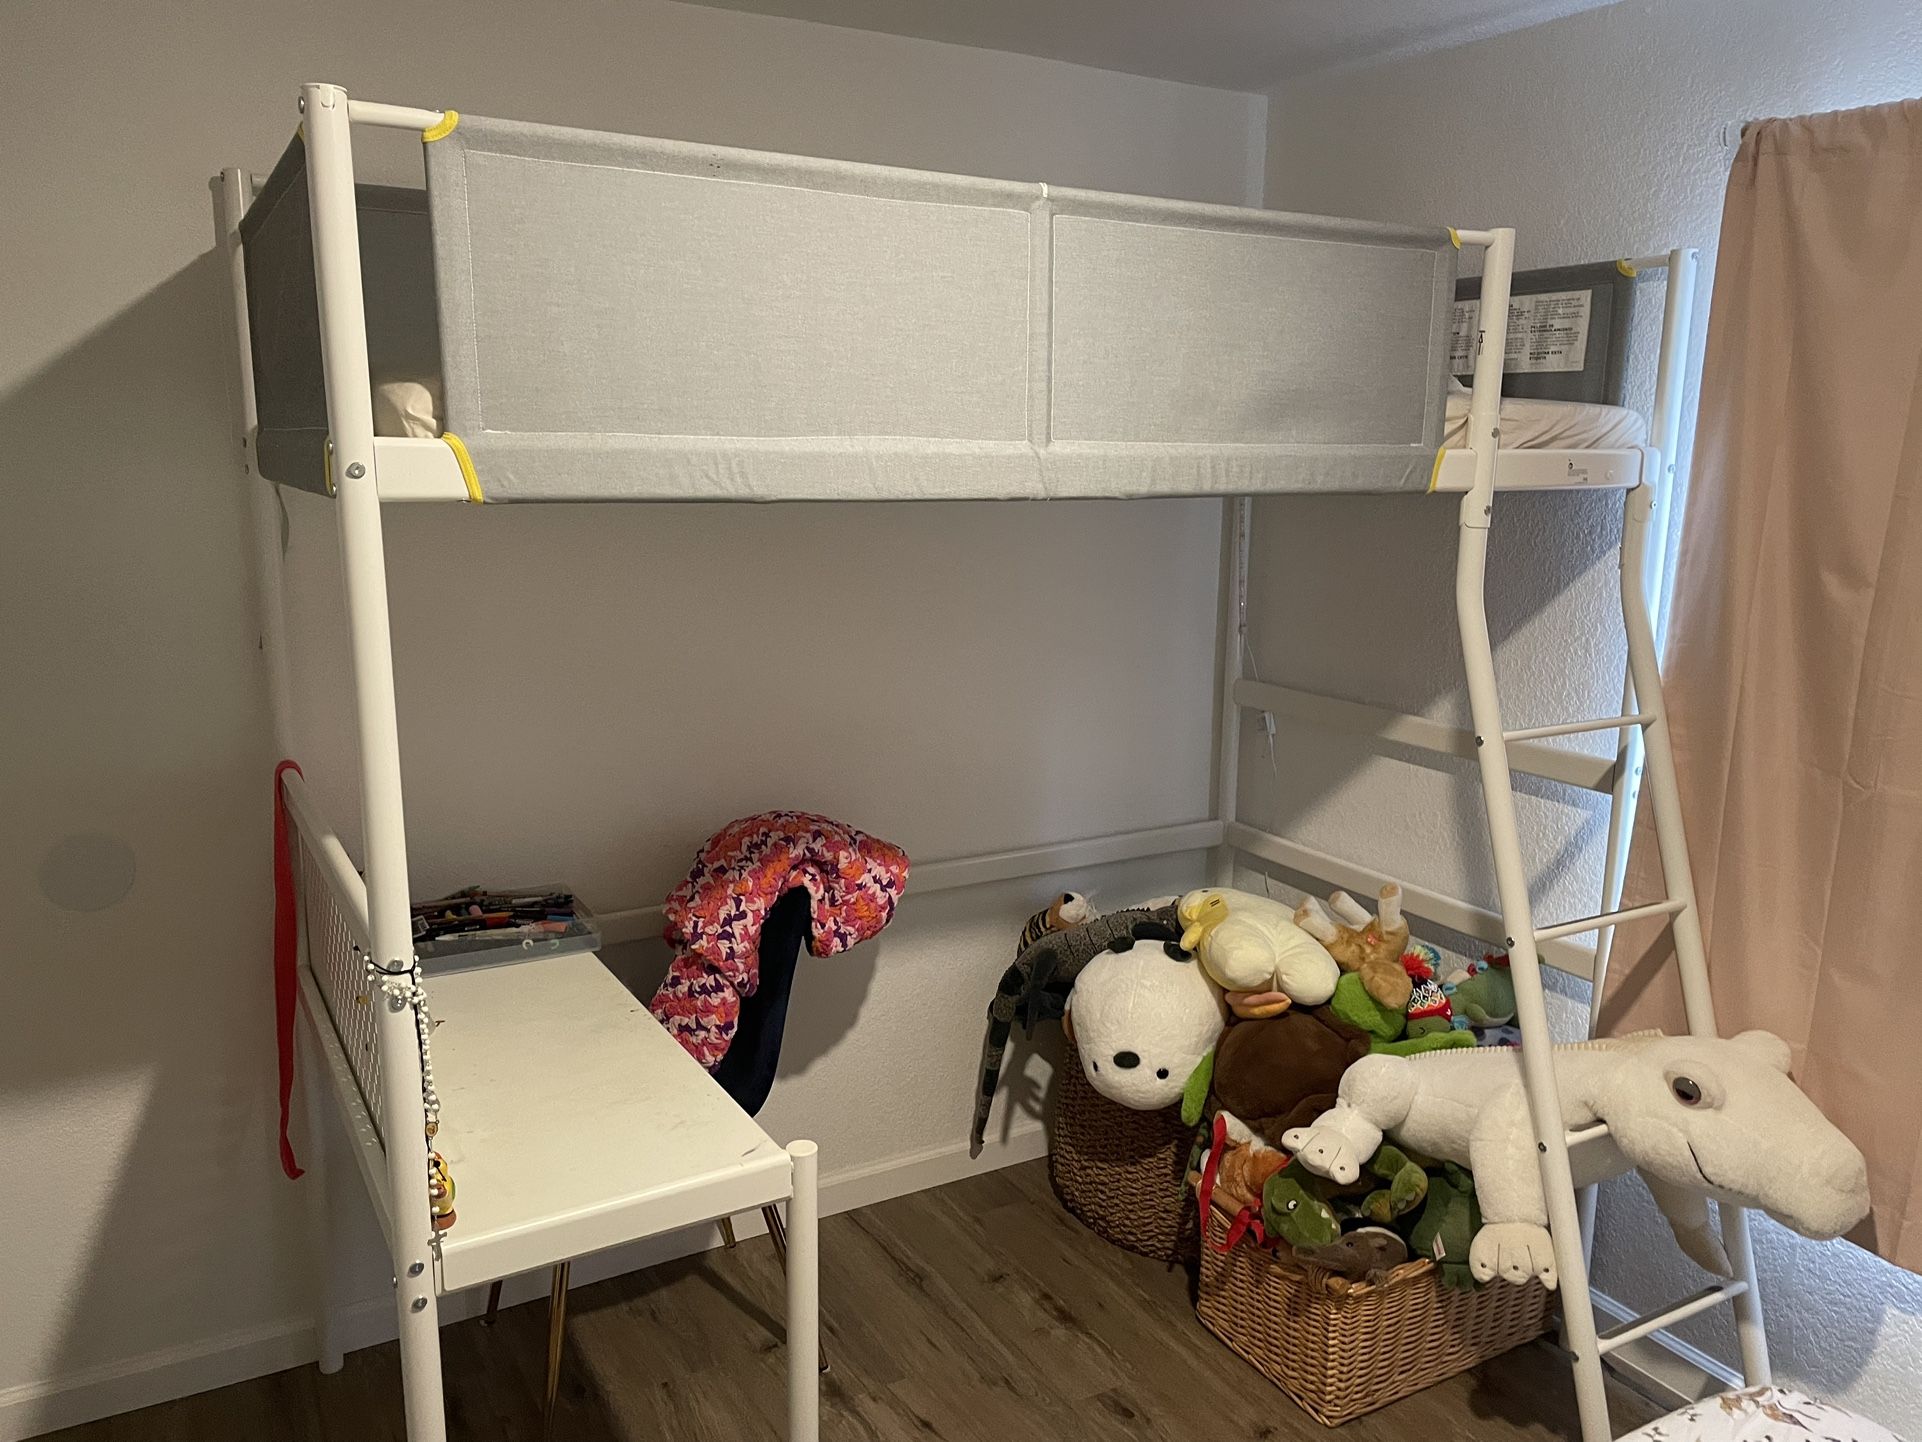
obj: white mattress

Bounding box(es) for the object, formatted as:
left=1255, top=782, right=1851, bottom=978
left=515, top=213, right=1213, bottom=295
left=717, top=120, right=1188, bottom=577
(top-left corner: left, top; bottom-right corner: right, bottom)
left=376, top=375, right=1646, bottom=454
left=1442, top=379, right=1646, bottom=450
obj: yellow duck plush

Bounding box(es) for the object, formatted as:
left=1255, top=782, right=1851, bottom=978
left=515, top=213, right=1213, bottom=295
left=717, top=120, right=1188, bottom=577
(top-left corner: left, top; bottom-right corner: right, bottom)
left=1177, top=888, right=1341, bottom=1020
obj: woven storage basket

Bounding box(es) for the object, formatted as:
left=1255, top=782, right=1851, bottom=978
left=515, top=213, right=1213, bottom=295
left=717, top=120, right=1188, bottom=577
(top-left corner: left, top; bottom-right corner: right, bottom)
left=1196, top=1206, right=1551, bottom=1425
left=1048, top=1035, right=1197, bottom=1262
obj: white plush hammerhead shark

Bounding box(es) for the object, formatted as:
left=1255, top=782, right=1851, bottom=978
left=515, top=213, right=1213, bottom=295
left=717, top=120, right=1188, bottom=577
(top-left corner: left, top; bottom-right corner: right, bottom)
left=1283, top=1030, right=1869, bottom=1289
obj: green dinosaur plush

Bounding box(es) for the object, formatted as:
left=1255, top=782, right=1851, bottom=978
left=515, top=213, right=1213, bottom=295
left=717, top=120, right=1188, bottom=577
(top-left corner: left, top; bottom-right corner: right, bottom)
left=1262, top=1169, right=1343, bottom=1248
left=1330, top=974, right=1476, bottom=1056
left=1329, top=972, right=1404, bottom=1044
left=1407, top=1161, right=1483, bottom=1291
left=1444, top=955, right=1517, bottom=1028
left=1260, top=1144, right=1430, bottom=1248
left=1356, top=1144, right=1430, bottom=1225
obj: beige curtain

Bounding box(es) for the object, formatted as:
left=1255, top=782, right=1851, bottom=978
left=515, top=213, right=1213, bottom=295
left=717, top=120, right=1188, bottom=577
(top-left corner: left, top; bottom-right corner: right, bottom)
left=1598, top=99, right=1922, bottom=1272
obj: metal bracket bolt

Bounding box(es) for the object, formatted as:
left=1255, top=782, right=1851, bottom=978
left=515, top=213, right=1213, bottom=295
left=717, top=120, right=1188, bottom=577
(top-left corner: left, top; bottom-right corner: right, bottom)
left=345, top=461, right=366, bottom=479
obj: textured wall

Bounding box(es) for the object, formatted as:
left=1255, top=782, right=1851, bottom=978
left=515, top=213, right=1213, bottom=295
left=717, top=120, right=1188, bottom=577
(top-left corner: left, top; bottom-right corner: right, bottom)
left=0, top=3, right=1260, bottom=1430
left=1262, top=0, right=1922, bottom=1429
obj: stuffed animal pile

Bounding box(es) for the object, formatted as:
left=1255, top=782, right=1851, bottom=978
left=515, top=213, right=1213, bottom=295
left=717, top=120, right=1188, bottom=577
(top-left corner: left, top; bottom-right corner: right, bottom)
left=972, top=881, right=1870, bottom=1307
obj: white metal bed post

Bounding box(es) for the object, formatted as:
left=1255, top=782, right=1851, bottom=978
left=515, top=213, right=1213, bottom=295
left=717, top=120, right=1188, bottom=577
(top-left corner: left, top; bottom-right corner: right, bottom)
left=1451, top=227, right=1612, bottom=1442
left=1590, top=248, right=1700, bottom=1017
left=215, top=163, right=353, bottom=1378
left=1212, top=496, right=1253, bottom=885
left=1618, top=477, right=1772, bottom=1388
left=1581, top=247, right=1698, bottom=1263
left=300, top=82, right=449, bottom=1442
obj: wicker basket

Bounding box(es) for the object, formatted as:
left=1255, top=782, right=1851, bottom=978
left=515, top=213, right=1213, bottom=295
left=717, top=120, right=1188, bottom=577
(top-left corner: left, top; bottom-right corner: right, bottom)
left=1047, top=1035, right=1198, bottom=1262
left=1196, top=1206, right=1551, bottom=1425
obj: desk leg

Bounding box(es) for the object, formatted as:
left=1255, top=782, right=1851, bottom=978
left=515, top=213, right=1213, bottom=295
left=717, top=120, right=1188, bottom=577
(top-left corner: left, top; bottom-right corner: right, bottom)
left=785, top=1142, right=820, bottom=1442
left=543, top=1262, right=570, bottom=1439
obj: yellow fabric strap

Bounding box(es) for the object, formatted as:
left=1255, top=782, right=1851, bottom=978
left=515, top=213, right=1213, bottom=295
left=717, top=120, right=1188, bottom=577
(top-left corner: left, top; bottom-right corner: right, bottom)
left=1616, top=258, right=1639, bottom=278
left=1428, top=446, right=1448, bottom=493
left=1448, top=227, right=1462, bottom=249
left=441, top=432, right=484, bottom=502
left=422, top=110, right=460, bottom=143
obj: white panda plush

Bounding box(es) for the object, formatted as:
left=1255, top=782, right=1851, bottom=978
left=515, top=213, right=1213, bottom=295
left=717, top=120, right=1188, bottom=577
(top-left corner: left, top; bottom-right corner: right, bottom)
left=1065, top=933, right=1228, bottom=1114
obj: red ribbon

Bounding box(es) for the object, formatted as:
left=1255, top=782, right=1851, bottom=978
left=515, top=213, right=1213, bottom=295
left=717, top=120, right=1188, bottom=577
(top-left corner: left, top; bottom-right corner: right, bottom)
left=273, top=759, right=305, bottom=1180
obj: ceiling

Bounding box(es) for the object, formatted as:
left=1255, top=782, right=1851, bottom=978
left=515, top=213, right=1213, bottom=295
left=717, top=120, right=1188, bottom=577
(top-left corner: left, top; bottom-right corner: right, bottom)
left=671, top=0, right=1618, bottom=91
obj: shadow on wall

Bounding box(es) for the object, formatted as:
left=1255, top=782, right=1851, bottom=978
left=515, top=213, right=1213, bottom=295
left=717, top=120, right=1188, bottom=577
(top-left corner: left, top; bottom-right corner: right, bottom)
left=600, top=930, right=882, bottom=1084
left=0, top=254, right=310, bottom=1404
left=1243, top=484, right=1629, bottom=912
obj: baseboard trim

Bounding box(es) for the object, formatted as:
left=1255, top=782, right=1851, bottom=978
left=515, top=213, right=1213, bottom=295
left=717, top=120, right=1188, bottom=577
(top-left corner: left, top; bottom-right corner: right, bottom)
left=1589, top=1287, right=1742, bottom=1411
left=0, top=1126, right=1050, bottom=1442
left=0, top=1317, right=322, bottom=1442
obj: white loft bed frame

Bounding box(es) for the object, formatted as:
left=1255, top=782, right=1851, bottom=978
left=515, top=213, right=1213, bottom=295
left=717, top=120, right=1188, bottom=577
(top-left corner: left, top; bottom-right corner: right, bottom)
left=213, top=81, right=1767, bottom=1442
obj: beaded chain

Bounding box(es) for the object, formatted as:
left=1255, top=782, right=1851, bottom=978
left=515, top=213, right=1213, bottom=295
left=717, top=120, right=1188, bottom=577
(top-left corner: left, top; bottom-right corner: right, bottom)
left=371, top=958, right=455, bottom=1234
left=373, top=961, right=441, bottom=1132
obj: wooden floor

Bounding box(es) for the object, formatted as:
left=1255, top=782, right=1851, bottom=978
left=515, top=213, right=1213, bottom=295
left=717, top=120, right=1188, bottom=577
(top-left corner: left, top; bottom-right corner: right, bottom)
left=42, top=1160, right=1659, bottom=1441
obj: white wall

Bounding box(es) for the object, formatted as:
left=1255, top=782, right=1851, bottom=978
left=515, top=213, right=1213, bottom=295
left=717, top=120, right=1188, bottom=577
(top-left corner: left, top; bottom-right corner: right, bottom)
left=1261, top=0, right=1922, bottom=1429
left=0, top=4, right=1262, bottom=1433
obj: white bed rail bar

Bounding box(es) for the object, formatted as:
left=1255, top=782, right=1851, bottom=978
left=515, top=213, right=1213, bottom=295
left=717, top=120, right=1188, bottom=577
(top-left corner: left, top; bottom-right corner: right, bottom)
left=1222, top=820, right=1596, bottom=979
left=1429, top=445, right=1646, bottom=493
left=346, top=100, right=446, bottom=132
left=595, top=818, right=1225, bottom=946
left=1232, top=677, right=1618, bottom=793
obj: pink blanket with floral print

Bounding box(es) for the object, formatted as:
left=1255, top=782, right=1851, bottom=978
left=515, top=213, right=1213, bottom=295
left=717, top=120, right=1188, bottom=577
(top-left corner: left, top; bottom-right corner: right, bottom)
left=648, top=812, right=910, bottom=1070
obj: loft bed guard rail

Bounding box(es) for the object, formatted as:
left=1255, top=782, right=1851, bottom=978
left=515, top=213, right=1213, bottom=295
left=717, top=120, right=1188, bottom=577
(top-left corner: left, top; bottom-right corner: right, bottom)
left=246, top=98, right=1477, bottom=502
left=218, top=82, right=1717, bottom=1442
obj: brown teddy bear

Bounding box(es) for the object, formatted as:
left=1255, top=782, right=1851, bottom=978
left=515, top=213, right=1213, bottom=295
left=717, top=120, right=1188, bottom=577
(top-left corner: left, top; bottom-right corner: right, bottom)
left=1295, top=883, right=1413, bottom=1012
left=1211, top=1005, right=1373, bottom=1148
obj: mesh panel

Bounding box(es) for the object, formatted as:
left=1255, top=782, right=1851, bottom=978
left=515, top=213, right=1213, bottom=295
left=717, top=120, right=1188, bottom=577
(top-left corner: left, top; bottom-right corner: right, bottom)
left=297, top=833, right=385, bottom=1144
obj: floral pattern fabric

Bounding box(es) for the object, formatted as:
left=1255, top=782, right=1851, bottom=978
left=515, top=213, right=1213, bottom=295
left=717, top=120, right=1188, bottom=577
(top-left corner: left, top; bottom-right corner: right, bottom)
left=648, top=811, right=909, bottom=1069
left=1624, top=1387, right=1903, bottom=1442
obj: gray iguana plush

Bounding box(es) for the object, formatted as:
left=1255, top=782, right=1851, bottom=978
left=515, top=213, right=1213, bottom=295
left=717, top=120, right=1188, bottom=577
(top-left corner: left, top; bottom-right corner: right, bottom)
left=969, top=899, right=1183, bottom=1155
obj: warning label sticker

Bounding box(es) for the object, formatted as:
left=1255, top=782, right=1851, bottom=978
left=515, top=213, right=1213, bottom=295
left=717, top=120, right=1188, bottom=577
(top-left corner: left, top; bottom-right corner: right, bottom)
left=1450, top=288, right=1592, bottom=374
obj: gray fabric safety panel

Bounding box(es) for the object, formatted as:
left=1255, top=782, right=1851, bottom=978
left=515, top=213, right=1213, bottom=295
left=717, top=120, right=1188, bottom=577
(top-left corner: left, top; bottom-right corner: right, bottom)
left=450, top=150, right=1030, bottom=439
left=1051, top=215, right=1442, bottom=446
left=241, top=137, right=441, bottom=491
left=1455, top=261, right=1642, bottom=405
left=416, top=113, right=1457, bottom=500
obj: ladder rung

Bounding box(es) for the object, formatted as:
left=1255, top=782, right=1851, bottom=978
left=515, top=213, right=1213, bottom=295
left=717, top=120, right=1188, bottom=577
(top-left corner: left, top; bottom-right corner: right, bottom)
left=1502, top=712, right=1654, bottom=743
left=1565, top=1121, right=1611, bottom=1149
left=1535, top=897, right=1686, bottom=943
left=1596, top=1281, right=1748, bottom=1356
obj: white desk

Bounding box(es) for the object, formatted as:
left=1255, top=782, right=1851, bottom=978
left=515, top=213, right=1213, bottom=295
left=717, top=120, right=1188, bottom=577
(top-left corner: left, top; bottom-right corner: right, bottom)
left=300, top=949, right=819, bottom=1440
left=427, top=950, right=794, bottom=1292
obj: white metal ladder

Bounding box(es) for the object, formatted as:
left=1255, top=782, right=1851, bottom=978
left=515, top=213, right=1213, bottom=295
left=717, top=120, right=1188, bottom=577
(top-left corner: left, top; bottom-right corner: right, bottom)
left=1453, top=231, right=1768, bottom=1440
